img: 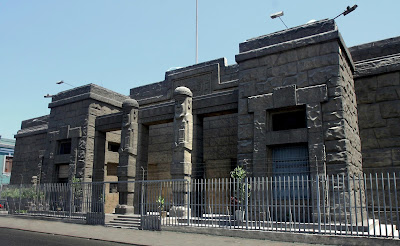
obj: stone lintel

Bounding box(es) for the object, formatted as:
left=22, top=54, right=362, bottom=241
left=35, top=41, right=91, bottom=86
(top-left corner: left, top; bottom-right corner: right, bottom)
left=248, top=84, right=328, bottom=112
left=273, top=85, right=297, bottom=108
left=139, top=102, right=174, bottom=121
left=95, top=112, right=123, bottom=132
left=50, top=125, right=82, bottom=141
left=53, top=154, right=70, bottom=164
left=297, top=84, right=328, bottom=104
left=248, top=93, right=273, bottom=113
left=265, top=128, right=308, bottom=146
left=68, top=127, right=82, bottom=138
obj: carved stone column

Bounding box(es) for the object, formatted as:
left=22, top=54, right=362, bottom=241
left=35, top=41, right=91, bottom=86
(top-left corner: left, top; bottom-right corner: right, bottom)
left=171, top=87, right=193, bottom=208
left=115, top=98, right=139, bottom=214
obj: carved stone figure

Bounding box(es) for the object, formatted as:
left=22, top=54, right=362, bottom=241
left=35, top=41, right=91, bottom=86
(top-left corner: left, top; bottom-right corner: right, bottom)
left=171, top=87, right=193, bottom=207
left=115, top=98, right=139, bottom=214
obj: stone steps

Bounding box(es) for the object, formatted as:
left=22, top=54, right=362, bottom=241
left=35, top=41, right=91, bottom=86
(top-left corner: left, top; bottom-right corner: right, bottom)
left=105, top=214, right=141, bottom=229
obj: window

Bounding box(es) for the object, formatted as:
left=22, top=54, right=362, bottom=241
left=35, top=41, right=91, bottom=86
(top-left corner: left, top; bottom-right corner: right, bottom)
left=58, top=140, right=71, bottom=155
left=57, top=164, right=69, bottom=183
left=3, top=156, right=12, bottom=174
left=271, top=107, right=306, bottom=131
left=108, top=142, right=120, bottom=152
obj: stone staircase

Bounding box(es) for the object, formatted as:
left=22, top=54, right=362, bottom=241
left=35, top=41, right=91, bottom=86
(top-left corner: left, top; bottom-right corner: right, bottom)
left=105, top=214, right=141, bottom=229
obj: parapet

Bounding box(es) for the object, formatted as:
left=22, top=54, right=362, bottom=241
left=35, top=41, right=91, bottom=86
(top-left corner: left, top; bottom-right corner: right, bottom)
left=349, top=36, right=400, bottom=77
left=236, top=19, right=353, bottom=71
left=130, top=58, right=238, bottom=106
left=49, top=83, right=129, bottom=108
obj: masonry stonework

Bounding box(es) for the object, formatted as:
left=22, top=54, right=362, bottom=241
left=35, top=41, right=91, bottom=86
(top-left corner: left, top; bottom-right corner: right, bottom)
left=11, top=19, right=400, bottom=218
left=350, top=37, right=400, bottom=173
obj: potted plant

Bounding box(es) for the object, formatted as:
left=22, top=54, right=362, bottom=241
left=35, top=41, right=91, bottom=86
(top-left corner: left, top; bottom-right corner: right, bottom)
left=156, top=196, right=166, bottom=218
left=230, top=166, right=250, bottom=222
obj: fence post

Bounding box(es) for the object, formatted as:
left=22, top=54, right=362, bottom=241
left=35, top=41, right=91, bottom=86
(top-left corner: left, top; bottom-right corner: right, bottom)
left=69, top=183, right=73, bottom=218
left=187, top=180, right=190, bottom=226
left=245, top=177, right=249, bottom=230
left=18, top=184, right=22, bottom=214
left=316, top=174, right=321, bottom=233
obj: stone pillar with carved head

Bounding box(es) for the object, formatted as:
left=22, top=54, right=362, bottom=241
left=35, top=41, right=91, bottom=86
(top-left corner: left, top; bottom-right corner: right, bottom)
left=115, top=98, right=139, bottom=214
left=171, top=87, right=193, bottom=210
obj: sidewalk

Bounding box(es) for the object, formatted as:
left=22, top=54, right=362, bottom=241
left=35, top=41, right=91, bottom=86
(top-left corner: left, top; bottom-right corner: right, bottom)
left=0, top=215, right=319, bottom=246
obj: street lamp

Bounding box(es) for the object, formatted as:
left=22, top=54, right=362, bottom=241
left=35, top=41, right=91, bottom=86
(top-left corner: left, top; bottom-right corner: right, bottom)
left=44, top=94, right=53, bottom=98
left=270, top=11, right=288, bottom=29
left=333, top=5, right=358, bottom=20
left=56, top=80, right=75, bottom=88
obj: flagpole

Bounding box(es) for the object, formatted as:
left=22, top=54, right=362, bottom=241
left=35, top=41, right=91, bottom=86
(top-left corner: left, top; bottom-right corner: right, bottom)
left=196, top=0, right=198, bottom=64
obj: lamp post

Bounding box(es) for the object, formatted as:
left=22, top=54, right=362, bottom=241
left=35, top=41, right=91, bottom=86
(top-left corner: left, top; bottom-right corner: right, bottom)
left=270, top=11, right=288, bottom=29
left=333, top=5, right=358, bottom=20
left=56, top=80, right=75, bottom=88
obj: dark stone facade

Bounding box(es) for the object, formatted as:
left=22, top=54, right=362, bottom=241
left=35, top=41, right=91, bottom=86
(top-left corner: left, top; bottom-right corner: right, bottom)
left=11, top=19, right=400, bottom=186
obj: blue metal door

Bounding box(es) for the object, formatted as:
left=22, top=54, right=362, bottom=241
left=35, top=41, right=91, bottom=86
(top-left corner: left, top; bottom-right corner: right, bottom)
left=272, top=145, right=309, bottom=198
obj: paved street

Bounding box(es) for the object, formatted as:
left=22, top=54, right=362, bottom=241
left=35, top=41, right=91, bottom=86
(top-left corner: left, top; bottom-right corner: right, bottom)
left=0, top=227, right=138, bottom=246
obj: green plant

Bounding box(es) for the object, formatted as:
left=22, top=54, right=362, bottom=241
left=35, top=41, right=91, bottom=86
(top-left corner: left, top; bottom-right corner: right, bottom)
left=72, top=177, right=83, bottom=198
left=1, top=187, right=44, bottom=200
left=230, top=166, right=247, bottom=181
left=156, top=196, right=165, bottom=211
left=230, top=166, right=251, bottom=204
left=1, top=188, right=20, bottom=199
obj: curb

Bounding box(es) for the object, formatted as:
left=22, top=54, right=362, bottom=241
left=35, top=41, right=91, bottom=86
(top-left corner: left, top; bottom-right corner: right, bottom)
left=162, top=226, right=400, bottom=246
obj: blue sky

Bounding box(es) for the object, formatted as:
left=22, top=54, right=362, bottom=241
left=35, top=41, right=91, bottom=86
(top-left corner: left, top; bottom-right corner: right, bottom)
left=1, top=0, right=399, bottom=139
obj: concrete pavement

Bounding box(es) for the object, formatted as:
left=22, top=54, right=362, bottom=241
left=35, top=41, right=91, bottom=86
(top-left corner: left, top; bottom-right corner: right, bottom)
left=1, top=215, right=399, bottom=246
left=0, top=215, right=321, bottom=246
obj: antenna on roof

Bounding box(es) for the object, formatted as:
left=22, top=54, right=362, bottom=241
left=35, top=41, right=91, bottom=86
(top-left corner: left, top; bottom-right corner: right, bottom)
left=270, top=11, right=288, bottom=29
left=333, top=5, right=358, bottom=20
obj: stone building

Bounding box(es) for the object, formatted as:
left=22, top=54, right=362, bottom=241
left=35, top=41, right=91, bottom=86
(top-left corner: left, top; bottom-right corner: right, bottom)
left=10, top=19, right=400, bottom=213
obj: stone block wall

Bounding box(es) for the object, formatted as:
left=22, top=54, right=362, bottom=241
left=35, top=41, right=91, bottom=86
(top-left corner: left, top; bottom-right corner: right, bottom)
left=130, top=58, right=238, bottom=107
left=84, top=100, right=121, bottom=182
left=322, top=43, right=361, bottom=175
left=147, top=122, right=174, bottom=180
left=11, top=130, right=47, bottom=185
left=203, top=114, right=238, bottom=179
left=11, top=115, right=49, bottom=185
left=24, top=84, right=128, bottom=184
left=350, top=37, right=400, bottom=173
left=354, top=71, right=400, bottom=171
left=235, top=19, right=362, bottom=176
left=43, top=99, right=121, bottom=183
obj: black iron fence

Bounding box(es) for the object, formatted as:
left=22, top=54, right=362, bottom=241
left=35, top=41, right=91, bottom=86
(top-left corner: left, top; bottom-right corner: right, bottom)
left=1, top=172, right=399, bottom=239
left=0, top=182, right=105, bottom=224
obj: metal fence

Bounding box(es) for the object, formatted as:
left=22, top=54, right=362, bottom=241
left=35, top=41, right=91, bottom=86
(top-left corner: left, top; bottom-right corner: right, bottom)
left=0, top=182, right=105, bottom=224
left=139, top=173, right=399, bottom=239
left=187, top=173, right=400, bottom=239
left=1, top=172, right=399, bottom=239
